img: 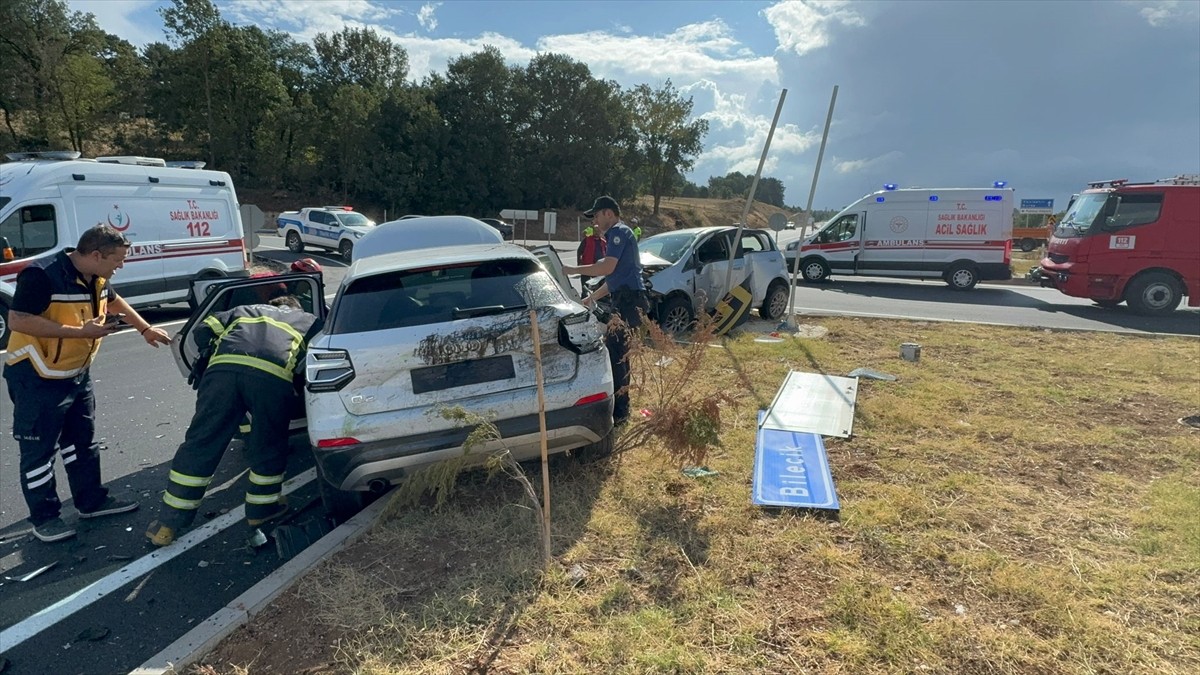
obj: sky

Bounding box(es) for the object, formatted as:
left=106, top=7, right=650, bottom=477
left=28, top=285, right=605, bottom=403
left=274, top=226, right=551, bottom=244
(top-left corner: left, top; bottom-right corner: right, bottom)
left=72, top=0, right=1200, bottom=213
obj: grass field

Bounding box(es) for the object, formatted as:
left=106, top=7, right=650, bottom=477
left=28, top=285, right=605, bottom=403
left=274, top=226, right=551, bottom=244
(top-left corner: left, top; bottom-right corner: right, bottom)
left=194, top=318, right=1200, bottom=675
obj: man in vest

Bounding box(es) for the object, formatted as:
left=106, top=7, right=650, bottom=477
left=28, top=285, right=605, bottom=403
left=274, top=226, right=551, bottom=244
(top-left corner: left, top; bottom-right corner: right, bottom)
left=5, top=225, right=171, bottom=543
left=575, top=226, right=607, bottom=296
left=146, top=294, right=318, bottom=546
left=563, top=196, right=647, bottom=425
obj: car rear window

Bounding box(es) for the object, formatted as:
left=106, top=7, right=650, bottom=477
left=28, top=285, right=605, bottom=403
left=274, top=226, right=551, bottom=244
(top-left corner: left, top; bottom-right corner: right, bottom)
left=328, top=258, right=567, bottom=334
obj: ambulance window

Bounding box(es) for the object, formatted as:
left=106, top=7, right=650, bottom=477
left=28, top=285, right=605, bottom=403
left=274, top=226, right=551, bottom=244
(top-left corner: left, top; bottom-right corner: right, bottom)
left=820, top=215, right=857, bottom=243
left=1106, top=193, right=1163, bottom=229
left=0, top=204, right=57, bottom=259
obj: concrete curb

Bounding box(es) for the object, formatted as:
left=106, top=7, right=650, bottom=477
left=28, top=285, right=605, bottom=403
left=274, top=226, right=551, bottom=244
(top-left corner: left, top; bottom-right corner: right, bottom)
left=130, top=494, right=392, bottom=675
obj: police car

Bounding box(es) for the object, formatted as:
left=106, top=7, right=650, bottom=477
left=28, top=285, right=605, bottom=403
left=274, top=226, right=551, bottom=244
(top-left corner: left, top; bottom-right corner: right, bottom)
left=276, top=206, right=375, bottom=262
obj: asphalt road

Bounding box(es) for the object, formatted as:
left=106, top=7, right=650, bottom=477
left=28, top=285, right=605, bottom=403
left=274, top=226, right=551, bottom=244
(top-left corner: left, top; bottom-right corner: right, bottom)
left=0, top=229, right=1194, bottom=674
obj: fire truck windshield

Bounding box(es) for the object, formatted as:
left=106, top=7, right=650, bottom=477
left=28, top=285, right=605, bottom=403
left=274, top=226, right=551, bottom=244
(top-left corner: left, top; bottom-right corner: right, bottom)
left=1055, top=193, right=1106, bottom=237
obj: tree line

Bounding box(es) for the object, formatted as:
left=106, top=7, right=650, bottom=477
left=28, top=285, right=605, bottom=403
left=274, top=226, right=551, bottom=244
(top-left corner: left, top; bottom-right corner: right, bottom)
left=1, top=0, right=797, bottom=219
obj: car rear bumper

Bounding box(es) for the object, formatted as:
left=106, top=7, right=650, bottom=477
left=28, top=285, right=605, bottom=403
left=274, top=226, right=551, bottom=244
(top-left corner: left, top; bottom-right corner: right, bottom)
left=313, top=396, right=614, bottom=491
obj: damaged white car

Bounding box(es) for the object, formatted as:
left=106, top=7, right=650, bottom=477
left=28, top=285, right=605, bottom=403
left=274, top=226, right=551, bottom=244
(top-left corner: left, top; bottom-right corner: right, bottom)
left=175, top=217, right=614, bottom=520
left=638, top=226, right=793, bottom=332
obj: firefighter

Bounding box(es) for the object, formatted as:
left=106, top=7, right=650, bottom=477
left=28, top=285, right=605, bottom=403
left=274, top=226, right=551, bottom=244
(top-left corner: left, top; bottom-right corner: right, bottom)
left=145, top=294, right=318, bottom=546
left=575, top=226, right=607, bottom=296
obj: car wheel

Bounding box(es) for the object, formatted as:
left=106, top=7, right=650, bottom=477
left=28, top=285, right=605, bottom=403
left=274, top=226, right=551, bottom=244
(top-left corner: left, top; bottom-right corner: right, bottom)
left=339, top=239, right=353, bottom=262
left=945, top=263, right=979, bottom=291
left=801, top=257, right=830, bottom=283
left=760, top=280, right=790, bottom=321
left=1124, top=271, right=1182, bottom=315
left=316, top=461, right=368, bottom=524
left=286, top=230, right=304, bottom=253
left=1019, top=238, right=1037, bottom=252
left=0, top=299, right=10, bottom=350
left=572, top=429, right=614, bottom=464
left=657, top=295, right=694, bottom=334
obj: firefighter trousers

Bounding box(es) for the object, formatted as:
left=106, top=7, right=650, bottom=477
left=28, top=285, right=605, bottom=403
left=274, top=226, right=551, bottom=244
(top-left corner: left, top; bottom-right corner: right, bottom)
left=5, top=363, right=108, bottom=526
left=160, top=368, right=295, bottom=529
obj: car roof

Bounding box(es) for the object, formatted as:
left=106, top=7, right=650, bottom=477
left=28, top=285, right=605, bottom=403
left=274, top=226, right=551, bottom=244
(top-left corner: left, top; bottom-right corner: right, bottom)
left=347, top=242, right=535, bottom=278
left=352, top=215, right=504, bottom=260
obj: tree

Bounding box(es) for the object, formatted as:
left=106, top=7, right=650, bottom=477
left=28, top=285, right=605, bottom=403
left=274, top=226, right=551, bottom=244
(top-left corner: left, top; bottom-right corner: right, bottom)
left=159, top=0, right=227, bottom=165
left=627, top=80, right=708, bottom=215
left=312, top=27, right=407, bottom=93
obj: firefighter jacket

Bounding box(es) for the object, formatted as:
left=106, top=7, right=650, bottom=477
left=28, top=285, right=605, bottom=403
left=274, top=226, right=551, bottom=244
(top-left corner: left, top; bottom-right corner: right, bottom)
left=5, top=251, right=111, bottom=379
left=195, top=304, right=318, bottom=383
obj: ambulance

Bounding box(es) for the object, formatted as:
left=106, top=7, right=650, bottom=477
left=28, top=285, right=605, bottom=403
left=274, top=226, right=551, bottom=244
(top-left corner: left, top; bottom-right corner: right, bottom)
left=794, top=183, right=1015, bottom=290
left=0, top=152, right=251, bottom=348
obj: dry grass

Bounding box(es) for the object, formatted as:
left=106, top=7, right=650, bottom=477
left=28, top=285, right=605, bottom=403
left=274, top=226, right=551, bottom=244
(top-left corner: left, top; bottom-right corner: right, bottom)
left=193, top=318, right=1200, bottom=675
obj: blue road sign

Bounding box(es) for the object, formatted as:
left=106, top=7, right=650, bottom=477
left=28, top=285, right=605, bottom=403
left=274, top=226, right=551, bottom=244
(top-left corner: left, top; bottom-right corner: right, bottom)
left=752, top=412, right=840, bottom=510
left=1019, top=199, right=1055, bottom=214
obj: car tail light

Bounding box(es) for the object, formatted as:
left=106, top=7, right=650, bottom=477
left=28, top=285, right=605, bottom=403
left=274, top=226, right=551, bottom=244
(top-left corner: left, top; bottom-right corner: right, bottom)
left=558, top=311, right=604, bottom=354
left=316, top=437, right=361, bottom=448
left=1003, top=238, right=1012, bottom=266
left=574, top=392, right=609, bottom=406
left=307, top=348, right=355, bottom=392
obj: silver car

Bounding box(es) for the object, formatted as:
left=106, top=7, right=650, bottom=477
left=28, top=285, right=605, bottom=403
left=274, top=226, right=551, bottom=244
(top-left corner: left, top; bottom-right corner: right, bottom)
left=639, top=226, right=793, bottom=332
left=175, top=218, right=614, bottom=520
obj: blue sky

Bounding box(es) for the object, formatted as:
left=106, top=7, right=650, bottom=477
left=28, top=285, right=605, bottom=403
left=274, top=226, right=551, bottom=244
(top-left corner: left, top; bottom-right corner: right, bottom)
left=73, top=0, right=1200, bottom=212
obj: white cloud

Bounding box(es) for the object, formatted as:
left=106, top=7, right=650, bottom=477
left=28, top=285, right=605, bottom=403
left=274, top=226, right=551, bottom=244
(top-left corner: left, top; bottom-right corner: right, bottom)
left=70, top=0, right=161, bottom=47
left=224, top=0, right=401, bottom=39
left=1131, top=0, right=1200, bottom=27
left=761, top=0, right=866, bottom=56
left=394, top=33, right=536, bottom=80
left=417, top=3, right=440, bottom=32
left=690, top=82, right=817, bottom=176
left=834, top=151, right=903, bottom=175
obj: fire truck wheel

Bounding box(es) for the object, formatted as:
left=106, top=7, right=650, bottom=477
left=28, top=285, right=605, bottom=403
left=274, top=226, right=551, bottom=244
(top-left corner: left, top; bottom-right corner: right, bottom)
left=1125, top=272, right=1182, bottom=315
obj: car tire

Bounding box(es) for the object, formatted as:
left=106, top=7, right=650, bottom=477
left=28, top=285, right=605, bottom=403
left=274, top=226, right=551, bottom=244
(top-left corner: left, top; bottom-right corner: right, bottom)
left=572, top=429, right=614, bottom=464
left=316, top=461, right=368, bottom=524
left=945, top=262, right=979, bottom=291
left=1124, top=271, right=1182, bottom=315
left=759, top=280, right=790, bottom=321
left=801, top=257, right=830, bottom=283
left=0, top=299, right=10, bottom=350
left=657, top=295, right=694, bottom=334
left=339, top=239, right=353, bottom=262
left=1019, top=238, right=1037, bottom=252
left=286, top=230, right=304, bottom=253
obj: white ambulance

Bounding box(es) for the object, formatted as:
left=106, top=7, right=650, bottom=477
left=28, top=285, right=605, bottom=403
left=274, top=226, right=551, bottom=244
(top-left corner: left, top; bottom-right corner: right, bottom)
left=0, top=152, right=252, bottom=348
left=793, top=184, right=1015, bottom=290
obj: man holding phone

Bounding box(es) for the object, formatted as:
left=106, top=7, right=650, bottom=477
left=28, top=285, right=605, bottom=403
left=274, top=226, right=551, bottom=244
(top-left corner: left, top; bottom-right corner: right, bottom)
left=4, top=225, right=172, bottom=542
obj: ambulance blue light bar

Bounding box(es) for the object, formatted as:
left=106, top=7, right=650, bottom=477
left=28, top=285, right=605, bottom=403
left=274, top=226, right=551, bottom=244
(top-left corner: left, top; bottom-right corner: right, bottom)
left=993, top=181, right=1008, bottom=188
left=984, top=195, right=1003, bottom=201
left=876, top=197, right=886, bottom=202
left=883, top=183, right=897, bottom=190
left=929, top=195, right=939, bottom=201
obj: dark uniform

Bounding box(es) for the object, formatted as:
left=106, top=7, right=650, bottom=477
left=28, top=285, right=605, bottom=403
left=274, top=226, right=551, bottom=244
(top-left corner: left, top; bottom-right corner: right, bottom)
left=147, top=301, right=316, bottom=545
left=600, top=220, right=648, bottom=423
left=5, top=251, right=126, bottom=530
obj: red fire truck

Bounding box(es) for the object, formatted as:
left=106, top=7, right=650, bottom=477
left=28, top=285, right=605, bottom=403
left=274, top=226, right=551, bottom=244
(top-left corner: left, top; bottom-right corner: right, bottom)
left=1031, top=175, right=1199, bottom=315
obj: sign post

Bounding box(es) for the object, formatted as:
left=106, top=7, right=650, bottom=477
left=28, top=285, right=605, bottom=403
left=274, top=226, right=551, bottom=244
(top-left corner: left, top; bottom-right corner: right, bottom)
left=1019, top=199, right=1055, bottom=215
left=543, top=211, right=557, bottom=245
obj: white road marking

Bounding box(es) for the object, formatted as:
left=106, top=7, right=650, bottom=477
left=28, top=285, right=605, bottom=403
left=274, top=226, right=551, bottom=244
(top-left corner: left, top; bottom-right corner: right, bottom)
left=0, top=468, right=316, bottom=653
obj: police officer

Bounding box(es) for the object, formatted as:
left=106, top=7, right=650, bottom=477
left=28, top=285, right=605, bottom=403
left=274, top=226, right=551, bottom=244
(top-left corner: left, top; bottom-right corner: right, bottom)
left=5, top=225, right=171, bottom=543
left=563, top=196, right=647, bottom=424
left=146, top=294, right=317, bottom=546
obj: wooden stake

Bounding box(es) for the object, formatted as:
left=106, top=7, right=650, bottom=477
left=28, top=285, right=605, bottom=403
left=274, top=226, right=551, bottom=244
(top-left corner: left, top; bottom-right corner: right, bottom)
left=529, top=310, right=552, bottom=565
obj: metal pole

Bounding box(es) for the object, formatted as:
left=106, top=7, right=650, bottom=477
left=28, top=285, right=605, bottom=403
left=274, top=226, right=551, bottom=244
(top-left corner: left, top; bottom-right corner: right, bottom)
left=784, top=85, right=838, bottom=327
left=723, top=89, right=787, bottom=297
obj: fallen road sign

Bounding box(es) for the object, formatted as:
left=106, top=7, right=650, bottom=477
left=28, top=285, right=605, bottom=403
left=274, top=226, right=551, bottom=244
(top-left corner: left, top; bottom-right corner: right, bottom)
left=752, top=411, right=840, bottom=511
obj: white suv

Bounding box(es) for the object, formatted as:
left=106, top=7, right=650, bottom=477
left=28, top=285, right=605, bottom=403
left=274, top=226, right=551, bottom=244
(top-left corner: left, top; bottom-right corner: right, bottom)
left=175, top=217, right=613, bottom=520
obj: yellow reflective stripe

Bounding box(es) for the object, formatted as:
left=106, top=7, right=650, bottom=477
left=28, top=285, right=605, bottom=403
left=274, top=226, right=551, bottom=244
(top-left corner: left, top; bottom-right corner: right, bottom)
left=169, top=470, right=213, bottom=488
left=203, top=315, right=225, bottom=333
left=249, top=471, right=284, bottom=486
left=208, top=354, right=292, bottom=381
left=163, top=492, right=203, bottom=510
left=239, top=423, right=252, bottom=434
left=245, top=492, right=280, bottom=505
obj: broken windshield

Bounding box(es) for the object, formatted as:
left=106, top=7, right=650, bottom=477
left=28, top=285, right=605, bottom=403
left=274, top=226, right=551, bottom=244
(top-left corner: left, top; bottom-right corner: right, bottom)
left=639, top=231, right=697, bottom=264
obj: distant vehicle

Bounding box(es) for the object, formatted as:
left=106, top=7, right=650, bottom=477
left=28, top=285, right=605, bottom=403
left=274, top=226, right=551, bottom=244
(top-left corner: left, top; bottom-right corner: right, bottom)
left=175, top=217, right=615, bottom=521
left=638, top=226, right=792, bottom=333
left=1012, top=221, right=1051, bottom=252
left=277, top=206, right=375, bottom=262
left=1031, top=175, right=1199, bottom=314
left=794, top=185, right=1015, bottom=290
left=479, top=217, right=515, bottom=240
left=0, top=151, right=251, bottom=349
